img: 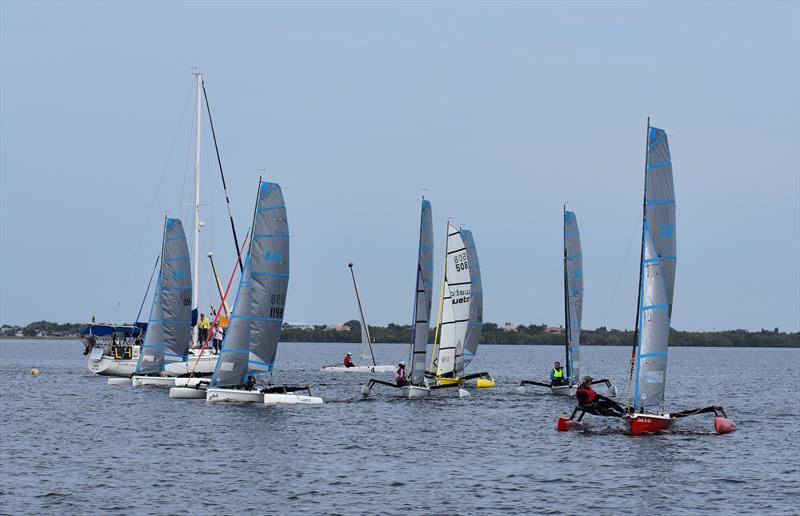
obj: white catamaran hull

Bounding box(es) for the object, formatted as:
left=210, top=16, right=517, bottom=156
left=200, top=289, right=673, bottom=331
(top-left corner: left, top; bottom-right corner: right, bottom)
left=263, top=393, right=323, bottom=405
left=551, top=385, right=576, bottom=396
left=169, top=386, right=207, bottom=399
left=174, top=377, right=210, bottom=388
left=402, top=385, right=431, bottom=399
left=321, top=364, right=395, bottom=373
left=164, top=351, right=218, bottom=375
left=206, top=387, right=264, bottom=403
left=131, top=376, right=175, bottom=387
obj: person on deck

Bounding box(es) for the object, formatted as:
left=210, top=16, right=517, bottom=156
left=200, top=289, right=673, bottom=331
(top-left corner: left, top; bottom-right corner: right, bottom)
left=576, top=376, right=624, bottom=417
left=396, top=362, right=408, bottom=386
left=550, top=361, right=567, bottom=386
left=198, top=314, right=210, bottom=345
left=212, top=325, right=224, bottom=353
left=343, top=352, right=355, bottom=368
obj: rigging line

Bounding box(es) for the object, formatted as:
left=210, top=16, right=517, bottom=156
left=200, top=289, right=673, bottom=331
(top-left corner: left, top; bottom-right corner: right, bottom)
left=109, top=83, right=195, bottom=322
left=540, top=263, right=560, bottom=325
left=601, top=213, right=641, bottom=329
left=389, top=262, right=416, bottom=325
left=202, top=80, right=244, bottom=274
left=134, top=255, right=161, bottom=325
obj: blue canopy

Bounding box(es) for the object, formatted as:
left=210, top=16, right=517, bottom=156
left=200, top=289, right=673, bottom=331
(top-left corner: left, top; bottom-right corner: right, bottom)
left=81, top=323, right=145, bottom=337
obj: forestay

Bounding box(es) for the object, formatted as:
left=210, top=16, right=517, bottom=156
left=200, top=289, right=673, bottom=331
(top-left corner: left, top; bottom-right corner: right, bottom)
left=633, top=126, right=676, bottom=409
left=564, top=211, right=583, bottom=385
left=409, top=199, right=433, bottom=385
left=457, top=229, right=482, bottom=372
left=136, top=218, right=192, bottom=375
left=211, top=181, right=289, bottom=387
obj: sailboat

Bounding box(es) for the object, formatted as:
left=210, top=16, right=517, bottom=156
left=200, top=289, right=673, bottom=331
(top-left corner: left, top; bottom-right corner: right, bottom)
left=204, top=179, right=322, bottom=405
left=321, top=263, right=394, bottom=373
left=428, top=223, right=493, bottom=389
left=131, top=217, right=193, bottom=387
left=518, top=207, right=615, bottom=396
left=558, top=120, right=735, bottom=435
left=361, top=198, right=436, bottom=399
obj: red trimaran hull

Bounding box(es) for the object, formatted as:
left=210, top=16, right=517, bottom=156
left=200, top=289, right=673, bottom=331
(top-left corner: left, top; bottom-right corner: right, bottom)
left=625, top=414, right=673, bottom=435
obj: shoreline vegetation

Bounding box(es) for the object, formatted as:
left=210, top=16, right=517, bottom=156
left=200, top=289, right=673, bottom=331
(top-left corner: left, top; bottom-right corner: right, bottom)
left=1, top=320, right=798, bottom=348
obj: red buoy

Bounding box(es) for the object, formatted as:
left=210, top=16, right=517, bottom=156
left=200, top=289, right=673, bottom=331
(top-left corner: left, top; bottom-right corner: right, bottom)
left=714, top=417, right=736, bottom=434
left=557, top=416, right=582, bottom=431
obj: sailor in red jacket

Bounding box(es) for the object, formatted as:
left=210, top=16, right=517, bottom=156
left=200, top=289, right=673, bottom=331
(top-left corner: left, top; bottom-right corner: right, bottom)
left=396, top=362, right=408, bottom=386
left=343, top=352, right=355, bottom=368
left=576, top=376, right=624, bottom=417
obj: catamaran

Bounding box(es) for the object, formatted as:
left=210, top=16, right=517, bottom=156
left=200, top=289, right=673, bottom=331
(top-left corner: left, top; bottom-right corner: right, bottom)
left=518, top=207, right=615, bottom=396
left=427, top=223, right=493, bottom=389
left=203, top=179, right=322, bottom=405
left=558, top=120, right=735, bottom=435
left=321, top=263, right=394, bottom=373
left=362, top=198, right=438, bottom=399
left=130, top=217, right=193, bottom=388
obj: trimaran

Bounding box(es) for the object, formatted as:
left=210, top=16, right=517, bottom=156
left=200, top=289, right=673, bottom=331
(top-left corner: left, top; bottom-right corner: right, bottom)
left=518, top=207, right=615, bottom=396
left=558, top=119, right=735, bottom=435
left=320, top=263, right=395, bottom=373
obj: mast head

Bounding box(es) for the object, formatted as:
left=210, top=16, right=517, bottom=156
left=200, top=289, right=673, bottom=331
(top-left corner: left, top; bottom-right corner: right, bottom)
left=207, top=252, right=213, bottom=257
left=348, top=262, right=353, bottom=268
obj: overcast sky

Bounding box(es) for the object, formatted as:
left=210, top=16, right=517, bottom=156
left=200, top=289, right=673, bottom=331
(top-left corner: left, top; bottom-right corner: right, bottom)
left=1, top=1, right=798, bottom=331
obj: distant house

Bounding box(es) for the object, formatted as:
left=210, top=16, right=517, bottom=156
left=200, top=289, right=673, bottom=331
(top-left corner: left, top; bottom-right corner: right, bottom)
left=545, top=325, right=565, bottom=334
left=284, top=323, right=315, bottom=331
left=503, top=323, right=519, bottom=332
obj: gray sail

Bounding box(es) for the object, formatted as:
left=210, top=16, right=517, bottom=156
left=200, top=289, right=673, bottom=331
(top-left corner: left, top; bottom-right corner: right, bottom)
left=211, top=180, right=289, bottom=387
left=457, top=228, right=482, bottom=373
left=564, top=211, right=583, bottom=384
left=409, top=198, right=433, bottom=385
left=135, top=218, right=192, bottom=375
left=633, top=126, right=676, bottom=409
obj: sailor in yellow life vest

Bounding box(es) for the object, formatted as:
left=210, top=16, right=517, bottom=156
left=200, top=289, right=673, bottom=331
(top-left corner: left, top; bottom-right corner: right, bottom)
left=550, top=361, right=567, bottom=386
left=198, top=313, right=210, bottom=346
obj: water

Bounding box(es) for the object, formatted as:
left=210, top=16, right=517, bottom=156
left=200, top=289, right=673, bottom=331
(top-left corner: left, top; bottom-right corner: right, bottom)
left=1, top=339, right=798, bottom=515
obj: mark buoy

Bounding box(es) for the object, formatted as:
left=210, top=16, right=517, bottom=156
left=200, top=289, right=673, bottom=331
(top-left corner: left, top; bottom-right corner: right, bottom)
left=31, top=368, right=39, bottom=376
left=714, top=417, right=737, bottom=434
left=557, top=416, right=582, bottom=431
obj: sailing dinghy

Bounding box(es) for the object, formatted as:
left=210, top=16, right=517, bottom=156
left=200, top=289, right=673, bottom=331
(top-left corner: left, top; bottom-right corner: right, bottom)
left=427, top=223, right=493, bottom=389
left=558, top=120, right=735, bottom=435
left=518, top=207, right=615, bottom=397
left=131, top=218, right=193, bottom=388
left=320, top=263, right=394, bottom=373
left=362, top=198, right=437, bottom=399
left=204, top=179, right=322, bottom=405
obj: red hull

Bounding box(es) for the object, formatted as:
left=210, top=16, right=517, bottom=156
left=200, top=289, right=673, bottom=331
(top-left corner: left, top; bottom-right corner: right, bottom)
left=626, top=414, right=673, bottom=435
left=556, top=416, right=583, bottom=431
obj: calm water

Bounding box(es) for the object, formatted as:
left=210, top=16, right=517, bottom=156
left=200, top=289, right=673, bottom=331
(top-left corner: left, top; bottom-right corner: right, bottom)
left=1, top=339, right=798, bottom=515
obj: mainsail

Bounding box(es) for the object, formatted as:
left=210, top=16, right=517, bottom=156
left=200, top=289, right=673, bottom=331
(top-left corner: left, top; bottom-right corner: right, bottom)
left=435, top=224, right=471, bottom=377
left=632, top=125, right=676, bottom=409
left=457, top=229, right=482, bottom=372
left=409, top=199, right=433, bottom=385
left=348, top=265, right=375, bottom=365
left=211, top=180, right=289, bottom=387
left=135, top=218, right=192, bottom=375
left=563, top=210, right=583, bottom=385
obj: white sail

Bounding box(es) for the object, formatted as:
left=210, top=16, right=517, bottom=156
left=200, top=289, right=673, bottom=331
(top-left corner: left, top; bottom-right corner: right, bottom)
left=434, top=224, right=471, bottom=377
left=436, top=280, right=457, bottom=376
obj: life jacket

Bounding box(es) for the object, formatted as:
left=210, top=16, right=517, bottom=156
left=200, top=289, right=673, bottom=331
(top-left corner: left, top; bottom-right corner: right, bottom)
left=198, top=318, right=210, bottom=330
left=576, top=385, right=597, bottom=404
left=343, top=355, right=353, bottom=366
left=552, top=367, right=564, bottom=379
left=396, top=367, right=406, bottom=380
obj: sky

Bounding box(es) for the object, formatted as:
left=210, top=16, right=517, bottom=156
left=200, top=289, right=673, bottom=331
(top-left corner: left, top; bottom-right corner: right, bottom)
left=1, top=1, right=798, bottom=331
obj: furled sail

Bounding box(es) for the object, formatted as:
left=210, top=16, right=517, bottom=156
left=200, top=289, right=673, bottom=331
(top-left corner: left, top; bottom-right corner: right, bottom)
left=564, top=211, right=583, bottom=385
left=135, top=218, right=192, bottom=375
left=409, top=199, right=433, bottom=385
left=457, top=228, right=482, bottom=372
left=633, top=126, right=676, bottom=409
left=435, top=224, right=471, bottom=377
left=211, top=180, right=289, bottom=387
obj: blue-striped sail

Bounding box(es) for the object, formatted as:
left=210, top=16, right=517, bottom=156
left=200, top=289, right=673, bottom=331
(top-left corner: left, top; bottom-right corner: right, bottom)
left=633, top=126, right=676, bottom=409
left=457, top=228, right=482, bottom=373
left=211, top=180, right=289, bottom=387
left=409, top=198, right=433, bottom=386
left=135, top=218, right=192, bottom=375
left=564, top=210, right=583, bottom=385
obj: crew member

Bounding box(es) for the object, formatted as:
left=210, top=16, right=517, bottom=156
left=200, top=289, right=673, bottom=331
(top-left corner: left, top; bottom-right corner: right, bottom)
left=198, top=313, right=210, bottom=345
left=576, top=376, right=624, bottom=417
left=396, top=362, right=408, bottom=386
left=343, top=352, right=355, bottom=368
left=213, top=325, right=224, bottom=353
left=550, top=361, right=567, bottom=386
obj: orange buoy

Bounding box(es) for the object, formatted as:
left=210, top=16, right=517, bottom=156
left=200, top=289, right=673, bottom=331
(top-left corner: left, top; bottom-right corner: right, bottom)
left=714, top=417, right=737, bottom=434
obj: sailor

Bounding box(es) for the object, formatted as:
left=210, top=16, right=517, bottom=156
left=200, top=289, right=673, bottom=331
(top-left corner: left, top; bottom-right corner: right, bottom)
left=576, top=376, right=624, bottom=417
left=396, top=362, right=408, bottom=386
left=550, top=361, right=567, bottom=386
left=244, top=374, right=257, bottom=390
left=212, top=325, right=224, bottom=353
left=343, top=352, right=355, bottom=368
left=198, top=313, right=210, bottom=345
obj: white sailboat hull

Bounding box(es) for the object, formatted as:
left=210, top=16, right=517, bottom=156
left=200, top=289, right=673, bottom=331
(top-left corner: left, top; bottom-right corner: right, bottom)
left=174, top=377, right=210, bottom=388
left=551, top=385, right=576, bottom=396
left=89, top=347, right=217, bottom=377
left=402, top=385, right=431, bottom=399
left=169, top=386, right=207, bottom=399
left=263, top=393, right=323, bottom=405
left=131, top=376, right=175, bottom=387
left=89, top=356, right=138, bottom=376
left=164, top=351, right=218, bottom=375
left=321, top=364, right=395, bottom=373
left=206, top=387, right=264, bottom=403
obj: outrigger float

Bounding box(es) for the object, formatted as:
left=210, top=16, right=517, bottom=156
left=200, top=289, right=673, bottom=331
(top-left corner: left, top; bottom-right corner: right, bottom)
left=557, top=120, right=735, bottom=435
left=518, top=207, right=615, bottom=397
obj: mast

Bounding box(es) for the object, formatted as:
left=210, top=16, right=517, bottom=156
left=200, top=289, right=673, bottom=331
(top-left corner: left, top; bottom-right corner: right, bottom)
left=562, top=204, right=571, bottom=382
left=627, top=117, right=650, bottom=407
left=192, top=71, right=203, bottom=343
left=348, top=263, right=376, bottom=367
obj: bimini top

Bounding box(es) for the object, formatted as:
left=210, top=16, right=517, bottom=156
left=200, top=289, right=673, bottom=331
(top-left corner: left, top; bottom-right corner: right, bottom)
left=81, top=323, right=145, bottom=337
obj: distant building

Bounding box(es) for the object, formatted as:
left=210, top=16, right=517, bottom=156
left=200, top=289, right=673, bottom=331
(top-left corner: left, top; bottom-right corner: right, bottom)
left=284, top=323, right=315, bottom=331
left=503, top=323, right=519, bottom=332
left=545, top=325, right=564, bottom=334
